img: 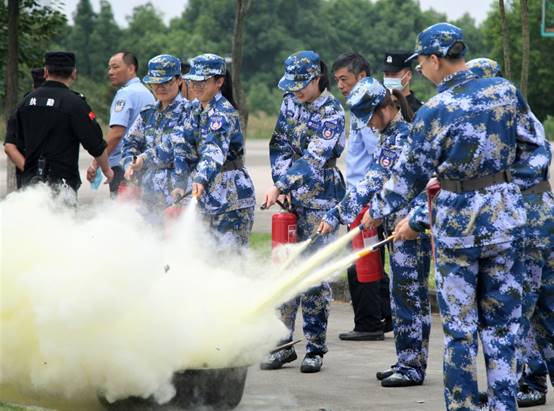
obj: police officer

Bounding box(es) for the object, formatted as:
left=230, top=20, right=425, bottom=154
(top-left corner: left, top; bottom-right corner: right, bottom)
left=4, top=68, right=45, bottom=189
left=362, top=23, right=543, bottom=410
left=261, top=50, right=346, bottom=373
left=331, top=52, right=392, bottom=342
left=87, top=51, right=154, bottom=196
left=9, top=51, right=113, bottom=194
left=319, top=77, right=432, bottom=387
left=181, top=53, right=256, bottom=249
left=382, top=51, right=422, bottom=114
left=122, top=55, right=193, bottom=222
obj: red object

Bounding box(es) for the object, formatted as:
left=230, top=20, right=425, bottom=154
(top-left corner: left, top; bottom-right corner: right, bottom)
left=271, top=211, right=297, bottom=248
left=88, top=111, right=96, bottom=121
left=164, top=205, right=182, bottom=221
left=117, top=181, right=142, bottom=201
left=426, top=177, right=441, bottom=262
left=350, top=207, right=383, bottom=283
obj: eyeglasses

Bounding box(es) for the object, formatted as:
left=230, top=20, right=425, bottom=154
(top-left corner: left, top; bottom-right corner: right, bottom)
left=190, top=79, right=209, bottom=89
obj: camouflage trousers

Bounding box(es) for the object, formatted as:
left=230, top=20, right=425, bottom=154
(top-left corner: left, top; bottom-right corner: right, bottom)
left=518, top=245, right=554, bottom=393
left=203, top=206, right=254, bottom=251
left=518, top=192, right=554, bottom=393
left=279, top=206, right=337, bottom=355
left=435, top=240, right=524, bottom=411
left=389, top=236, right=431, bottom=381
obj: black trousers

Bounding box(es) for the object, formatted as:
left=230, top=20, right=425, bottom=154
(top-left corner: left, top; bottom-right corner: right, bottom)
left=347, top=264, right=391, bottom=332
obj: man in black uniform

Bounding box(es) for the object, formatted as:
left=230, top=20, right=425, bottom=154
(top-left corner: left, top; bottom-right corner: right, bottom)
left=6, top=51, right=113, bottom=193
left=382, top=51, right=423, bottom=114
left=4, top=68, right=46, bottom=189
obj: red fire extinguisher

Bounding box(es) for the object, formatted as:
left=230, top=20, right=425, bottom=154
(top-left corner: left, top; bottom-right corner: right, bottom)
left=426, top=177, right=441, bottom=260
left=270, top=199, right=297, bottom=248
left=350, top=207, right=383, bottom=283
left=118, top=156, right=142, bottom=202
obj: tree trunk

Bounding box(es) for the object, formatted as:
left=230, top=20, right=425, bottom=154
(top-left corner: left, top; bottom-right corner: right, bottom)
left=520, top=0, right=529, bottom=98
left=5, top=0, right=20, bottom=194
left=231, top=0, right=252, bottom=135
left=498, top=0, right=512, bottom=80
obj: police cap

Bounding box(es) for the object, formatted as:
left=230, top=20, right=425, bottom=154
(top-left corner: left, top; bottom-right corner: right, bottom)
left=382, top=52, right=413, bottom=72
left=44, top=51, right=76, bottom=69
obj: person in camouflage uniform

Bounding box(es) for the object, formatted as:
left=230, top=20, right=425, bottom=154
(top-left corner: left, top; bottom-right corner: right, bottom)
left=122, top=54, right=193, bottom=224
left=465, top=57, right=554, bottom=408
left=319, top=77, right=431, bottom=387
left=362, top=23, right=544, bottom=410
left=182, top=54, right=255, bottom=250
left=261, top=50, right=346, bottom=374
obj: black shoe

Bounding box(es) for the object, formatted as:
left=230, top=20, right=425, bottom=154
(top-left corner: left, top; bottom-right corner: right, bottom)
left=338, top=330, right=384, bottom=341
left=517, top=388, right=546, bottom=407
left=381, top=372, right=423, bottom=387
left=300, top=354, right=323, bottom=373
left=259, top=347, right=297, bottom=370
left=376, top=367, right=396, bottom=381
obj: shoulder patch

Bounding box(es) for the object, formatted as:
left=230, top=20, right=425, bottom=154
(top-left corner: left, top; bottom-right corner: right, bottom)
left=378, top=147, right=398, bottom=169
left=322, top=121, right=338, bottom=140
left=89, top=111, right=96, bottom=121
left=114, top=99, right=126, bottom=112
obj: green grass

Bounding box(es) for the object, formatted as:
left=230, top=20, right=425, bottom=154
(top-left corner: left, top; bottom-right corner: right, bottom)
left=245, top=112, right=276, bottom=139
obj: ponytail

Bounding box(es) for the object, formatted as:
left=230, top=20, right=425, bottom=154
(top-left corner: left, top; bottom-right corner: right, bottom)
left=391, top=89, right=414, bottom=122
left=318, top=61, right=330, bottom=92
left=215, top=70, right=237, bottom=109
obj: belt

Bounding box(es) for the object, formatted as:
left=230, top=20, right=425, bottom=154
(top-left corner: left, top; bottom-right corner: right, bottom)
left=292, top=153, right=337, bottom=168
left=522, top=180, right=552, bottom=195
left=221, top=158, right=244, bottom=172
left=439, top=170, right=512, bottom=193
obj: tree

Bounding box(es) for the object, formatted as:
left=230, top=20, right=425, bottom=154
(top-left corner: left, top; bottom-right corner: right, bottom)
left=498, top=0, right=513, bottom=80
left=232, top=0, right=252, bottom=131
left=89, top=0, right=121, bottom=79
left=5, top=0, right=19, bottom=193
left=69, top=0, right=96, bottom=76
left=519, top=0, right=529, bottom=97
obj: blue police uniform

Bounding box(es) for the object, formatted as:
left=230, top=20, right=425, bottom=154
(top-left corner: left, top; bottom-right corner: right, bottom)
left=108, top=77, right=154, bottom=170
left=184, top=54, right=256, bottom=249
left=367, top=23, right=545, bottom=410
left=121, top=55, right=193, bottom=222
left=269, top=51, right=346, bottom=362
left=324, top=77, right=431, bottom=384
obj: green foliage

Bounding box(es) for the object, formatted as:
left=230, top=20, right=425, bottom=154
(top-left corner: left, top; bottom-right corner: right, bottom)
left=68, top=0, right=95, bottom=76
left=544, top=115, right=554, bottom=141
left=89, top=0, right=121, bottom=79
left=0, top=0, right=67, bottom=103
left=482, top=0, right=554, bottom=121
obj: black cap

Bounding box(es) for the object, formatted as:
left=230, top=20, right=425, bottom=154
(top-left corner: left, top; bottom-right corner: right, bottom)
left=44, top=51, right=76, bottom=69
left=382, top=51, right=413, bottom=72
left=31, top=68, right=45, bottom=88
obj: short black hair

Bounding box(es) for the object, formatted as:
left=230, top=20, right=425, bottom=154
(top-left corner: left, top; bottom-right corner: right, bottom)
left=181, top=61, right=191, bottom=75
left=119, top=51, right=139, bottom=73
left=332, top=52, right=371, bottom=76
left=46, top=66, right=74, bottom=79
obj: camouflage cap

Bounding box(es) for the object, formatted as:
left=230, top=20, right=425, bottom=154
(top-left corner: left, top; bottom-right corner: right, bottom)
left=406, top=22, right=465, bottom=62
left=143, top=54, right=181, bottom=84
left=184, top=54, right=226, bottom=81
left=466, top=58, right=501, bottom=79
left=278, top=50, right=321, bottom=92
left=346, top=77, right=387, bottom=125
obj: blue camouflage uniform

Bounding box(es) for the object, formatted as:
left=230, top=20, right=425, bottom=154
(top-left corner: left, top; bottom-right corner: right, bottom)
left=184, top=54, right=255, bottom=249
left=270, top=51, right=346, bottom=356
left=323, top=77, right=431, bottom=383
left=121, top=55, right=194, bottom=222
left=367, top=23, right=544, bottom=410
left=467, top=57, right=554, bottom=403
left=108, top=76, right=155, bottom=194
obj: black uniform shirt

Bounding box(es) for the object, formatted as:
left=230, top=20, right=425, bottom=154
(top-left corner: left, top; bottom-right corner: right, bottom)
left=405, top=91, right=423, bottom=115
left=14, top=80, right=106, bottom=190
